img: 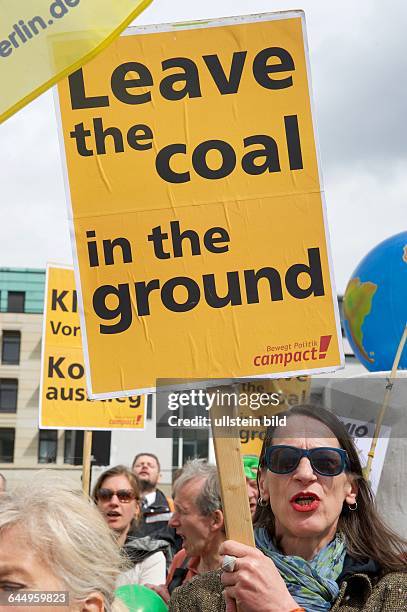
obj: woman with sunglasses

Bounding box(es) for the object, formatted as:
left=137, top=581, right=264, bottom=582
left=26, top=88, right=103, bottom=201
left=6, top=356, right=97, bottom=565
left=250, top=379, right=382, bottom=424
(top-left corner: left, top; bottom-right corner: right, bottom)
left=93, top=465, right=167, bottom=587
left=169, top=405, right=407, bottom=612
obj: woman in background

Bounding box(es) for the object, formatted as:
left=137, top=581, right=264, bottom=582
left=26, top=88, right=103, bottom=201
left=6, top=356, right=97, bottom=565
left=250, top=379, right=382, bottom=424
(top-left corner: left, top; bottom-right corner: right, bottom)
left=93, top=465, right=167, bottom=587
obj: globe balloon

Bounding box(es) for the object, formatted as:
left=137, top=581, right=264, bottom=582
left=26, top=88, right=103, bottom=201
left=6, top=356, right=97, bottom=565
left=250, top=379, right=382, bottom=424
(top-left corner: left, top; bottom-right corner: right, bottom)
left=343, top=232, right=407, bottom=371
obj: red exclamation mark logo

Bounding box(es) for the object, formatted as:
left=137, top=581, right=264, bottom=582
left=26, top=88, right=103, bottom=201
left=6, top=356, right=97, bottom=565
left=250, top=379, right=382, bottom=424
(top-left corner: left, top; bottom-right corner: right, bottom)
left=136, top=414, right=141, bottom=425
left=319, top=335, right=332, bottom=359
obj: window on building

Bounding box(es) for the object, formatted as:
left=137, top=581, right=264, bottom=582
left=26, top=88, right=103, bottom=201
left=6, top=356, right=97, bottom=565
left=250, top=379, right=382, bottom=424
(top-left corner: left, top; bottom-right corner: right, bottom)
left=64, top=430, right=80, bottom=465
left=7, top=291, right=25, bottom=313
left=146, top=394, right=153, bottom=420
left=172, top=429, right=209, bottom=470
left=182, top=429, right=209, bottom=463
left=38, top=429, right=58, bottom=464
left=64, top=430, right=111, bottom=466
left=1, top=331, right=21, bottom=365
left=0, top=428, right=15, bottom=463
left=0, top=379, right=18, bottom=412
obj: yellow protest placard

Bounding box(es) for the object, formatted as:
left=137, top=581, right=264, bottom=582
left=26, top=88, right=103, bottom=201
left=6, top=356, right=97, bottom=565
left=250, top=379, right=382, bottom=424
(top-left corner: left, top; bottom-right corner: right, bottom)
left=56, top=12, right=344, bottom=398
left=40, top=265, right=145, bottom=428
left=238, top=377, right=311, bottom=456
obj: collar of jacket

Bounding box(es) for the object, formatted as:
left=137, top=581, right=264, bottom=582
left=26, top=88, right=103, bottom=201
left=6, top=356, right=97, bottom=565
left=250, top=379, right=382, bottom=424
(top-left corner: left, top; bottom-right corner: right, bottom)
left=334, top=573, right=374, bottom=609
left=333, top=555, right=381, bottom=609
left=123, top=534, right=170, bottom=564
left=338, top=554, right=381, bottom=583
left=142, top=489, right=170, bottom=515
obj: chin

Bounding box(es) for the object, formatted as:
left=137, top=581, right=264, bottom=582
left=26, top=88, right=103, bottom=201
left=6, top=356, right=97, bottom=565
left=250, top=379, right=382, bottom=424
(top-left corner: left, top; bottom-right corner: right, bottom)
left=111, top=521, right=124, bottom=530
left=184, top=543, right=199, bottom=557
left=285, top=508, right=320, bottom=525
left=291, top=518, right=330, bottom=538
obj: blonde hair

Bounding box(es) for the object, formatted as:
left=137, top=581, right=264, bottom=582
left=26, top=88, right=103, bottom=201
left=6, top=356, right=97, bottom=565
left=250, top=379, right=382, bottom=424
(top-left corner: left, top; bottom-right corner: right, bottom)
left=0, top=472, right=123, bottom=611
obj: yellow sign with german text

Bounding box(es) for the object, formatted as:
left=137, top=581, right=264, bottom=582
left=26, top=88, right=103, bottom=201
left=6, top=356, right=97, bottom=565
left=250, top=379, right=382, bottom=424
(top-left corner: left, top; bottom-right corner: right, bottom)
left=56, top=12, right=344, bottom=398
left=40, top=265, right=145, bottom=428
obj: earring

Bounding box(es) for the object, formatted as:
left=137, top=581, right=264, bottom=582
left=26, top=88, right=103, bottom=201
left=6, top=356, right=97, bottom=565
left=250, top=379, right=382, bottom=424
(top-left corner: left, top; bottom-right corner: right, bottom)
left=348, top=501, right=358, bottom=511
left=257, top=496, right=269, bottom=507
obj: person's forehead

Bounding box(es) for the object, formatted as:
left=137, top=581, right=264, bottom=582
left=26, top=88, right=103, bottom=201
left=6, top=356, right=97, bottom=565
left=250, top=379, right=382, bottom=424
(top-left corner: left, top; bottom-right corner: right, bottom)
left=272, top=415, right=339, bottom=444
left=176, top=478, right=204, bottom=505
left=246, top=477, right=257, bottom=486
left=1, top=525, right=65, bottom=593
left=272, top=438, right=341, bottom=450
left=102, top=474, right=131, bottom=489
left=0, top=526, right=47, bottom=575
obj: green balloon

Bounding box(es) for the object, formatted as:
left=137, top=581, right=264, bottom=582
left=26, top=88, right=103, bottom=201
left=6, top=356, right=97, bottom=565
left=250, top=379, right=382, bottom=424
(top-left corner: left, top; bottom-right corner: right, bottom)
left=115, top=584, right=168, bottom=612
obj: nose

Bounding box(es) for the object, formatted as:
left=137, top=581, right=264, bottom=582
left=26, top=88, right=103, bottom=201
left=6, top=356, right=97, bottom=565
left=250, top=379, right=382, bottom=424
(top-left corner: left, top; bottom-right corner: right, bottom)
left=293, top=457, right=317, bottom=482
left=105, top=493, right=120, bottom=506
left=169, top=511, right=180, bottom=528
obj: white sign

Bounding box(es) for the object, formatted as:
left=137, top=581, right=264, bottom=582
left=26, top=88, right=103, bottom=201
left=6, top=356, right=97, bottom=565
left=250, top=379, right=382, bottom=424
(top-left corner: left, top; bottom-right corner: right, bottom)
left=339, top=416, right=390, bottom=494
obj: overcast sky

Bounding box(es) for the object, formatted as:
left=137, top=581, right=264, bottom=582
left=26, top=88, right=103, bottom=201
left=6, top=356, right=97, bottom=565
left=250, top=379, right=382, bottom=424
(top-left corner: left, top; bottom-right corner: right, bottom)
left=0, top=0, right=405, bottom=293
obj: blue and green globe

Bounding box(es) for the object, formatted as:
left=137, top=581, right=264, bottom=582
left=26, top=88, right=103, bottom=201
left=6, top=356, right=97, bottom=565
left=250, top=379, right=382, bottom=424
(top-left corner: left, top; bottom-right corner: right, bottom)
left=343, top=231, right=407, bottom=371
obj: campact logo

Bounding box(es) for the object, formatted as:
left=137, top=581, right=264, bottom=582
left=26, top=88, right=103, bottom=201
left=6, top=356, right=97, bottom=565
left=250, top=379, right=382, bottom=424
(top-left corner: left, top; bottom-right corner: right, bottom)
left=254, top=335, right=332, bottom=366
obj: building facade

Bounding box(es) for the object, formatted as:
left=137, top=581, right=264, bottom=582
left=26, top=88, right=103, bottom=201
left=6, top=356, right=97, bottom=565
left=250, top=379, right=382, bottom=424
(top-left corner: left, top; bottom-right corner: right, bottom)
left=0, top=268, right=104, bottom=488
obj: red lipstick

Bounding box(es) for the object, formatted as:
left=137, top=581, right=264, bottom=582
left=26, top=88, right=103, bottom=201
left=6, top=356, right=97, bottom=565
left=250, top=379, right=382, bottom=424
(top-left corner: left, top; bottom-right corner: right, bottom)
left=289, top=491, right=320, bottom=512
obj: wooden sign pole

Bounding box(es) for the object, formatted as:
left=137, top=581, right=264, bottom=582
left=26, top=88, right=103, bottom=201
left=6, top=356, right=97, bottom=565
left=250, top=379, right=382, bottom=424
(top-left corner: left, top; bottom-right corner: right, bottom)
left=210, top=387, right=255, bottom=546
left=82, top=430, right=93, bottom=495
left=210, top=387, right=254, bottom=612
left=366, top=324, right=407, bottom=479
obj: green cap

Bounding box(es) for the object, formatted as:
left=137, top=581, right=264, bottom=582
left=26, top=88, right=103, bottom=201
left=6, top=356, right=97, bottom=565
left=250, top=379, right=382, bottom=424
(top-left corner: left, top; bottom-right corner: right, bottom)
left=243, top=455, right=259, bottom=480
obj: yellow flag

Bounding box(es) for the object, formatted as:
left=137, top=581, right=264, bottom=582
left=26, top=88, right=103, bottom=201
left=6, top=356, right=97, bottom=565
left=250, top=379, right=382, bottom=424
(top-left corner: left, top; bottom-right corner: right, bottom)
left=0, top=0, right=152, bottom=123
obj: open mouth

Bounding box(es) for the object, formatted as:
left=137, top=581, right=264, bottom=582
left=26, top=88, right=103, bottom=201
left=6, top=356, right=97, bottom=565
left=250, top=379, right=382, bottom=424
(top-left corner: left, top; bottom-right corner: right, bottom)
left=289, top=492, right=320, bottom=512
left=106, top=511, right=121, bottom=518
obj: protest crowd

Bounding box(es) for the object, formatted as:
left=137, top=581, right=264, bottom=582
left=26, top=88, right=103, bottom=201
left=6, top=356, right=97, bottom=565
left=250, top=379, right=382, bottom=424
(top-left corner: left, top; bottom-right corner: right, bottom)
left=0, top=405, right=406, bottom=612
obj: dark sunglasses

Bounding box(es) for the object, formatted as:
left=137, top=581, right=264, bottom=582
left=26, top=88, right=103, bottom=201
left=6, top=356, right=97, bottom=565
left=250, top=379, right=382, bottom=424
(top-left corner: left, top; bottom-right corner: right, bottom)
left=97, top=488, right=137, bottom=503
left=264, top=445, right=349, bottom=477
